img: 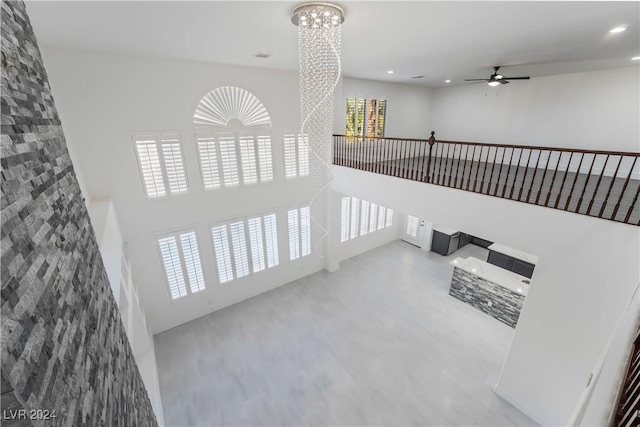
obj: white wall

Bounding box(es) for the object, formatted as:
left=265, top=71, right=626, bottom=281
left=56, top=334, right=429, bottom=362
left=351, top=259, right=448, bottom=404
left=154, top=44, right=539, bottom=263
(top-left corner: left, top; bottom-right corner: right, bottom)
left=88, top=199, right=123, bottom=304
left=332, top=165, right=640, bottom=426
left=40, top=46, right=326, bottom=334
left=335, top=77, right=435, bottom=139
left=578, top=283, right=639, bottom=426
left=430, top=67, right=640, bottom=152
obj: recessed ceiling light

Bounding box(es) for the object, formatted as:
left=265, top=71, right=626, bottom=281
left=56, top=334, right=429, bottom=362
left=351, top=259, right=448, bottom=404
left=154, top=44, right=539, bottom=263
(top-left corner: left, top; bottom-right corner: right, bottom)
left=632, top=56, right=640, bottom=61
left=387, top=70, right=394, bottom=74
left=445, top=79, right=451, bottom=83
left=610, top=26, right=627, bottom=33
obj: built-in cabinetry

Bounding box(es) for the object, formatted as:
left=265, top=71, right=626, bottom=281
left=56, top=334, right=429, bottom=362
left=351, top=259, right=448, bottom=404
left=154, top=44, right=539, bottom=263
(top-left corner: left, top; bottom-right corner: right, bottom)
left=487, top=243, right=538, bottom=279
left=431, top=227, right=460, bottom=255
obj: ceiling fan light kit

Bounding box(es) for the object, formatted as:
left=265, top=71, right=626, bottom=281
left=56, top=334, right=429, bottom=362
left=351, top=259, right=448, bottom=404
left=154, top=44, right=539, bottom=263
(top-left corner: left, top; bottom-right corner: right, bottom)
left=465, top=66, right=531, bottom=87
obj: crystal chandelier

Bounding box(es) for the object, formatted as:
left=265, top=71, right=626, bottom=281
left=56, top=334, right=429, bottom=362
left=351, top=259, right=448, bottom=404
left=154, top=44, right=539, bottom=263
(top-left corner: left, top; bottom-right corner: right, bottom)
left=291, top=3, right=343, bottom=256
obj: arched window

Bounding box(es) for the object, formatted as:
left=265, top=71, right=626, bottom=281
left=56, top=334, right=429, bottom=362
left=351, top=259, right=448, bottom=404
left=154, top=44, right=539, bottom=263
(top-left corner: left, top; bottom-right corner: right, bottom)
left=193, top=86, right=271, bottom=128
left=193, top=87, right=273, bottom=189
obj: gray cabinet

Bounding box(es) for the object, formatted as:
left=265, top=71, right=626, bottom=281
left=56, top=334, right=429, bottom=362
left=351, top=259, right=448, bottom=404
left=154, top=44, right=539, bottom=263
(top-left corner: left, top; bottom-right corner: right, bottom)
left=487, top=250, right=535, bottom=279
left=431, top=230, right=459, bottom=256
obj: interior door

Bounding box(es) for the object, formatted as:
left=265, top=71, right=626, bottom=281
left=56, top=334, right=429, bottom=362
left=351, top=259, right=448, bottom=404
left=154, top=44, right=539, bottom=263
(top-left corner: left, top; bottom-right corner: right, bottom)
left=402, top=214, right=422, bottom=247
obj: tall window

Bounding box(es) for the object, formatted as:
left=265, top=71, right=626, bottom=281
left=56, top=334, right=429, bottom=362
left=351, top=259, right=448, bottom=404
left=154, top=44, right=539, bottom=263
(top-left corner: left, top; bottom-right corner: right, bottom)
left=134, top=135, right=188, bottom=199
left=288, top=206, right=311, bottom=260
left=157, top=231, right=205, bottom=299
left=405, top=215, right=420, bottom=238
left=211, top=213, right=279, bottom=284
left=340, top=196, right=394, bottom=242
left=283, top=133, right=310, bottom=178
left=196, top=133, right=274, bottom=190
left=346, top=98, right=386, bottom=138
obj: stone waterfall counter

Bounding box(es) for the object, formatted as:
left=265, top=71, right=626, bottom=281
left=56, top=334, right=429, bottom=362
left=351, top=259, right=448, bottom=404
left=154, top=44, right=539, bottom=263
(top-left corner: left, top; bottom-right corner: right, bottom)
left=449, top=257, right=530, bottom=328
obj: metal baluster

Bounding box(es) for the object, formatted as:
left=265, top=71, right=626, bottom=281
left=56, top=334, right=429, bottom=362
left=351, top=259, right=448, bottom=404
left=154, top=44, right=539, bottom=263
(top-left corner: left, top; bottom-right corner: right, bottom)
left=564, top=153, right=585, bottom=211
left=380, top=138, right=389, bottom=175
left=485, top=146, right=499, bottom=194
left=509, top=148, right=525, bottom=200
left=459, top=144, right=470, bottom=189
left=479, top=146, right=491, bottom=194
left=624, top=182, right=640, bottom=224
left=526, top=150, right=543, bottom=203
left=598, top=156, right=623, bottom=218
left=553, top=152, right=574, bottom=209
left=575, top=154, right=597, bottom=213
left=434, top=142, right=443, bottom=184
left=545, top=152, right=564, bottom=207
left=535, top=150, right=553, bottom=205
left=517, top=149, right=533, bottom=201
left=611, top=156, right=637, bottom=220
left=402, top=140, right=409, bottom=178
left=494, top=147, right=507, bottom=196
left=441, top=143, right=450, bottom=186
left=452, top=145, right=461, bottom=188
left=416, top=141, right=425, bottom=182
left=466, top=145, right=477, bottom=191
left=587, top=154, right=609, bottom=216
left=471, top=146, right=484, bottom=192
left=412, top=140, right=420, bottom=180
left=502, top=148, right=516, bottom=198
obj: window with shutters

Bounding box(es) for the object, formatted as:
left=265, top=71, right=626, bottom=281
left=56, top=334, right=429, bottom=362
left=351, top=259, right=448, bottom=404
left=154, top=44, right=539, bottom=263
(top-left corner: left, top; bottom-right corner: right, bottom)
left=406, top=215, right=420, bottom=238
left=134, top=135, right=189, bottom=199
left=288, top=206, right=311, bottom=260
left=283, top=133, right=310, bottom=178
left=210, top=213, right=279, bottom=284
left=340, top=196, right=394, bottom=242
left=340, top=197, right=351, bottom=242
left=157, top=230, right=205, bottom=300
left=345, top=98, right=386, bottom=138
left=196, top=133, right=274, bottom=190
left=360, top=200, right=370, bottom=236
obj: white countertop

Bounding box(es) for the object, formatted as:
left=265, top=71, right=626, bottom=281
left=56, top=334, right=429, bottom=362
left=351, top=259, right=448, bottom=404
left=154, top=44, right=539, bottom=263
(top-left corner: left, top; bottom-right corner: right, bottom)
left=433, top=226, right=459, bottom=236
left=487, top=243, right=539, bottom=265
left=450, top=256, right=530, bottom=296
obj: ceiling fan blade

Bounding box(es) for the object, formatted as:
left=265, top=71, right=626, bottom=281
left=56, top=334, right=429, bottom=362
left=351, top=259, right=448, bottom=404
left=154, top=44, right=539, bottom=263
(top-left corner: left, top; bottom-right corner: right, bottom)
left=464, top=79, right=489, bottom=82
left=502, top=76, right=530, bottom=80
left=500, top=80, right=510, bottom=84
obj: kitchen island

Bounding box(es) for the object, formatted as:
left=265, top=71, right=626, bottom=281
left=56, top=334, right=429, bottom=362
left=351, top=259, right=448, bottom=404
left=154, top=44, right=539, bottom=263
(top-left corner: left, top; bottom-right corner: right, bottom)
left=449, top=256, right=530, bottom=328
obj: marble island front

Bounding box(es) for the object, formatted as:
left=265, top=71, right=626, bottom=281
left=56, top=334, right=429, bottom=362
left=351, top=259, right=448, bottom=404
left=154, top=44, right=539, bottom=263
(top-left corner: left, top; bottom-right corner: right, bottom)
left=449, top=256, right=530, bottom=328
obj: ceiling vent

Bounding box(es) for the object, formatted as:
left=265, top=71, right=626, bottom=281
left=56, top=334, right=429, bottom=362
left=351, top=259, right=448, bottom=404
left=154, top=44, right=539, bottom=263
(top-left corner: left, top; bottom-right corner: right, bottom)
left=411, top=75, right=425, bottom=79
left=252, top=53, right=272, bottom=59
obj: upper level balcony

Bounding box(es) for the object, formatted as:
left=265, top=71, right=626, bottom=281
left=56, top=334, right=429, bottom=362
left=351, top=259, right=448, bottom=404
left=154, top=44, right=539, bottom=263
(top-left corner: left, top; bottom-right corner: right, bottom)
left=333, top=132, right=640, bottom=226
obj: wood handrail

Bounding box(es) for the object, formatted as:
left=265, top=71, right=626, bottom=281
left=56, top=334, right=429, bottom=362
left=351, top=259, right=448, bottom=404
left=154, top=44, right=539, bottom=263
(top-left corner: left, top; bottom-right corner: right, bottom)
left=332, top=134, right=640, bottom=157
left=332, top=132, right=640, bottom=226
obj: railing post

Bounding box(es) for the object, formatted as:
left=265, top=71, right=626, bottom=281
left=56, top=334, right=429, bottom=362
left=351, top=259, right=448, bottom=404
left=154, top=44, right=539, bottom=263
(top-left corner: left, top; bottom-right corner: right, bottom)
left=425, top=131, right=436, bottom=183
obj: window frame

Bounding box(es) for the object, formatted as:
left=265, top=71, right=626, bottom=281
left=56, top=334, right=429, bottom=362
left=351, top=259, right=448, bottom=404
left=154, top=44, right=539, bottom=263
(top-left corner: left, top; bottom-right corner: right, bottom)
left=195, top=131, right=275, bottom=192
left=209, top=211, right=280, bottom=285
left=340, top=196, right=394, bottom=243
left=156, top=228, right=206, bottom=301
left=283, top=132, right=310, bottom=179
left=133, top=133, right=190, bottom=201
left=345, top=97, right=387, bottom=138
left=287, top=205, right=312, bottom=261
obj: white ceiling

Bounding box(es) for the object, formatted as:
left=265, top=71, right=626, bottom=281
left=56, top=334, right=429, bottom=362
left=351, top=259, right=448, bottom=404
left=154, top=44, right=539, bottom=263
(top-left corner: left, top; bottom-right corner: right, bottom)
left=26, top=1, right=639, bottom=87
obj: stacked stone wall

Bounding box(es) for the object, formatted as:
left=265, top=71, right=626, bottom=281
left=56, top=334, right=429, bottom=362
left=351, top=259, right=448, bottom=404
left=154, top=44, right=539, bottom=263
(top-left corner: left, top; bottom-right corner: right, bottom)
left=1, top=2, right=157, bottom=425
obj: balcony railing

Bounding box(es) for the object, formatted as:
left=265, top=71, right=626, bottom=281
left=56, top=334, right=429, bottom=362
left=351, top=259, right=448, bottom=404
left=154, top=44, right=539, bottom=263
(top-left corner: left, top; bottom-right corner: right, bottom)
left=333, top=132, right=640, bottom=226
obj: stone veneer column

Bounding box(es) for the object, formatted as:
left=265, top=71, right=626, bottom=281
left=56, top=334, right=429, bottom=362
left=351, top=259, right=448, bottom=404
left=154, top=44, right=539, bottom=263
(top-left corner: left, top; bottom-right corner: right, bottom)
left=1, top=2, right=157, bottom=425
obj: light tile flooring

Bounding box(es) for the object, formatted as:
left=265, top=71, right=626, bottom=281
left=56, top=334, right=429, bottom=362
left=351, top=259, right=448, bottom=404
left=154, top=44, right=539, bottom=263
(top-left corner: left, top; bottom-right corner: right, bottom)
left=155, top=241, right=538, bottom=426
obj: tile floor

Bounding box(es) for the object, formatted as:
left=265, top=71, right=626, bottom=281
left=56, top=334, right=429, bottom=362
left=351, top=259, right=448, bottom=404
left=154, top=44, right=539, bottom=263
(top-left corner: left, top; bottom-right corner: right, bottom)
left=155, top=240, right=538, bottom=426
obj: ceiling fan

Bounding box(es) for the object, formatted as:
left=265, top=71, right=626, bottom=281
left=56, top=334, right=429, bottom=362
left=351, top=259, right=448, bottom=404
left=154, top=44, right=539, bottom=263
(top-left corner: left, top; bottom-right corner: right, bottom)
left=465, top=66, right=530, bottom=86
